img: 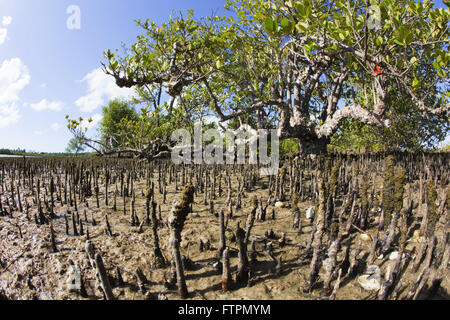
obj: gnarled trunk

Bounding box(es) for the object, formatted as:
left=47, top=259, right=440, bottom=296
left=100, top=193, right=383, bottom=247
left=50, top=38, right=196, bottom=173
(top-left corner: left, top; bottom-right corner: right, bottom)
left=297, top=137, right=329, bottom=155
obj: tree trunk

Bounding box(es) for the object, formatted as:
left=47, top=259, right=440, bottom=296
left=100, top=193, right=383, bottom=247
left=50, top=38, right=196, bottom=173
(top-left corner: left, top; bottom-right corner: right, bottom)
left=298, top=137, right=329, bottom=155
left=171, top=236, right=188, bottom=299
left=151, top=201, right=165, bottom=268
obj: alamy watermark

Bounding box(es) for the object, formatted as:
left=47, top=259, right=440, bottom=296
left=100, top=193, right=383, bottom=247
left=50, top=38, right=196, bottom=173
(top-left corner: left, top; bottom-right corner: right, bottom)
left=66, top=5, right=81, bottom=30
left=66, top=265, right=81, bottom=291
left=368, top=5, right=382, bottom=31
left=171, top=125, right=280, bottom=176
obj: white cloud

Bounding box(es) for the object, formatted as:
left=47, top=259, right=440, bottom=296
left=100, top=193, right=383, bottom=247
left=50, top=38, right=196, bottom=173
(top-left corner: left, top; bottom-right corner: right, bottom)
left=40, top=83, right=47, bottom=89
left=51, top=123, right=60, bottom=131
left=29, top=99, right=63, bottom=112
left=80, top=113, right=103, bottom=130
left=34, top=129, right=47, bottom=136
left=0, top=58, right=30, bottom=128
left=0, top=104, right=21, bottom=128
left=34, top=123, right=60, bottom=135
left=0, top=28, right=7, bottom=45
left=0, top=58, right=30, bottom=102
left=75, top=68, right=135, bottom=113
left=2, top=16, right=12, bottom=26
left=0, top=16, right=12, bottom=45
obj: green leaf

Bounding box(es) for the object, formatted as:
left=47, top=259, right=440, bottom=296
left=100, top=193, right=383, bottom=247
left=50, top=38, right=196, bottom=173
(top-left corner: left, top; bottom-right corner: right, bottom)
left=188, top=25, right=198, bottom=33
left=296, top=3, right=306, bottom=17
left=375, top=36, right=384, bottom=47
left=305, top=4, right=312, bottom=18
left=319, top=13, right=331, bottom=20
left=264, top=17, right=274, bottom=33
left=432, top=62, right=440, bottom=70
left=281, top=18, right=294, bottom=35
left=286, top=0, right=295, bottom=8
left=404, top=32, right=414, bottom=45
left=305, top=43, right=314, bottom=52
left=296, top=21, right=309, bottom=32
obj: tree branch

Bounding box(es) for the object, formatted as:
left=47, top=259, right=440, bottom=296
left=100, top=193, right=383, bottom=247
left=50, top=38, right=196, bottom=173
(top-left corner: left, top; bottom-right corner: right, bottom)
left=316, top=103, right=388, bottom=138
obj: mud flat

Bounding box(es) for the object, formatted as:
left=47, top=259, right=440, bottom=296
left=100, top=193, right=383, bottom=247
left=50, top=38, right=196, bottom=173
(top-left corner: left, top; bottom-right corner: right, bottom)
left=0, top=154, right=448, bottom=300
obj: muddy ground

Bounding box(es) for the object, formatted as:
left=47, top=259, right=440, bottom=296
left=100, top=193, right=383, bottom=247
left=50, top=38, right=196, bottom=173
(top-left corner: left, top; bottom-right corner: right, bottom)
left=0, top=166, right=448, bottom=300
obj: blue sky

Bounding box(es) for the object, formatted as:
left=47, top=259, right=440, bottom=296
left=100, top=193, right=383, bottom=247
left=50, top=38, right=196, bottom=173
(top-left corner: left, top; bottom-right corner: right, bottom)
left=0, top=0, right=448, bottom=152
left=0, top=0, right=225, bottom=152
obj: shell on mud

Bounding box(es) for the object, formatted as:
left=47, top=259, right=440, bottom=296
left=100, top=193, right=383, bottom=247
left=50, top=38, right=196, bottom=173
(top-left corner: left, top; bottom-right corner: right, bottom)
left=359, top=233, right=373, bottom=242
left=358, top=265, right=381, bottom=291
left=274, top=202, right=286, bottom=208
left=305, top=206, right=315, bottom=220
left=388, top=251, right=405, bottom=260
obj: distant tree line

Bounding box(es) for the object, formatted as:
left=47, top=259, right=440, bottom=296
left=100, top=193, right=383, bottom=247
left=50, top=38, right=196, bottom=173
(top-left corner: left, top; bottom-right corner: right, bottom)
left=0, top=147, right=95, bottom=157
